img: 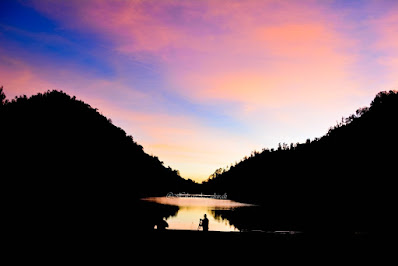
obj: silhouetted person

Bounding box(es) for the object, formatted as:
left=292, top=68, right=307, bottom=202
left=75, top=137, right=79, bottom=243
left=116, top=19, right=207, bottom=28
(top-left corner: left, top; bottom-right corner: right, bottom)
left=157, top=218, right=169, bottom=230
left=201, top=214, right=209, bottom=232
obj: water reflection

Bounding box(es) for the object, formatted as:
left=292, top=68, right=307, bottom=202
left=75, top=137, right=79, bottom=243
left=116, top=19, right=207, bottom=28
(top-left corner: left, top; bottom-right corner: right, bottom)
left=142, top=197, right=253, bottom=231
left=136, top=199, right=179, bottom=230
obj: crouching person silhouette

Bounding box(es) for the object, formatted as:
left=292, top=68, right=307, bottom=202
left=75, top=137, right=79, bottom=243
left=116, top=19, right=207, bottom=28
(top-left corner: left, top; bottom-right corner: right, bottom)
left=157, top=218, right=169, bottom=230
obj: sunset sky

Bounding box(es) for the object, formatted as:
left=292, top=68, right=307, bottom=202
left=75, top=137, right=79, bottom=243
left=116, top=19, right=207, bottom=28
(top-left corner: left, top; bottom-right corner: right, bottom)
left=1, top=0, right=397, bottom=182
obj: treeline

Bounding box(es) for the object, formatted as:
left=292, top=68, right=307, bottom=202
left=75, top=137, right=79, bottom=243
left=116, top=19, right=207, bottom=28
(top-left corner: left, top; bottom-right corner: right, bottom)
left=203, top=90, right=398, bottom=232
left=0, top=87, right=196, bottom=236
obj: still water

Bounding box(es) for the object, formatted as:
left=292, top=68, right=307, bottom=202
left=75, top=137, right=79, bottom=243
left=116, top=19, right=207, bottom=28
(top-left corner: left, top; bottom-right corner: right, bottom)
left=142, top=197, right=253, bottom=231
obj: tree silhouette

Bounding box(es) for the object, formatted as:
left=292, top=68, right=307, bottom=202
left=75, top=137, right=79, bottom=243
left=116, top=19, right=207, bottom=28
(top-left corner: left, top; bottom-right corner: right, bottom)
left=0, top=88, right=198, bottom=239
left=0, top=86, right=8, bottom=106
left=203, top=90, right=398, bottom=233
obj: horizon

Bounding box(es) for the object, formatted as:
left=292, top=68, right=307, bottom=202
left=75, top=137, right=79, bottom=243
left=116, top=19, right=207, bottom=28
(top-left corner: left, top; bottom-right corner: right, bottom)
left=1, top=0, right=397, bottom=182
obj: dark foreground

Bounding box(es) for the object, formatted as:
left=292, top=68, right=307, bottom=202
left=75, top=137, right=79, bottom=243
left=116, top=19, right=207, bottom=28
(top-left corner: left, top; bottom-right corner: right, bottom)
left=143, top=229, right=368, bottom=244
left=12, top=229, right=371, bottom=262
left=137, top=230, right=370, bottom=256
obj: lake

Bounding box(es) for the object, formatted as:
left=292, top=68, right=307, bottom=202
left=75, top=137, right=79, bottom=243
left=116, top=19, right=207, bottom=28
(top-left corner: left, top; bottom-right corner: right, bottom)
left=141, top=196, right=254, bottom=231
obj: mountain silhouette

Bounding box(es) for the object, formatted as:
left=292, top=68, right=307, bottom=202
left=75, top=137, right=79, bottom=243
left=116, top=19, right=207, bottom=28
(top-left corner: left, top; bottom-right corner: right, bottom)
left=203, top=90, right=398, bottom=233
left=2, top=87, right=395, bottom=237
left=0, top=87, right=195, bottom=238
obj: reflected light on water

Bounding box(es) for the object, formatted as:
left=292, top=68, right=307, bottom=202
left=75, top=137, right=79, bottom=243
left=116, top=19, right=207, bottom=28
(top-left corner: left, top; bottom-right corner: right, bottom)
left=142, top=197, right=253, bottom=232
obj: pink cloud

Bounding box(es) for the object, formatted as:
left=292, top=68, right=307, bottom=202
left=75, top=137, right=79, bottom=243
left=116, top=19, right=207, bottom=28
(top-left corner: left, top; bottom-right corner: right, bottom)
left=27, top=0, right=393, bottom=104
left=0, top=52, right=55, bottom=98
left=164, top=20, right=359, bottom=115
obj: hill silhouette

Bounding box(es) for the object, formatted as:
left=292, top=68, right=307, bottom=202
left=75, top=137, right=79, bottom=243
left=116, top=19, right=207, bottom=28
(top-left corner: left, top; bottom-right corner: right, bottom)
left=203, top=90, right=398, bottom=232
left=0, top=87, right=196, bottom=237
left=2, top=87, right=395, bottom=237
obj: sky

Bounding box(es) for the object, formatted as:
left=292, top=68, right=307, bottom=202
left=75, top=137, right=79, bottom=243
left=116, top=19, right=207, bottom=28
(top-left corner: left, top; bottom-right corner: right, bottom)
left=1, top=0, right=397, bottom=182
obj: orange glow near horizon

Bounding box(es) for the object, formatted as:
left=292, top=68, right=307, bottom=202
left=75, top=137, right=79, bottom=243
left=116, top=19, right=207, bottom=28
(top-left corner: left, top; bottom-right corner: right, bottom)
left=142, top=196, right=252, bottom=231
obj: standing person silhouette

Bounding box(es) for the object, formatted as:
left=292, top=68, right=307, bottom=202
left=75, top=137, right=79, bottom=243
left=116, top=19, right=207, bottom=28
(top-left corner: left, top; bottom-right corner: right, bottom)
left=201, top=214, right=209, bottom=232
